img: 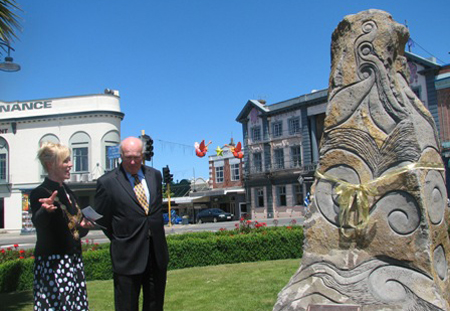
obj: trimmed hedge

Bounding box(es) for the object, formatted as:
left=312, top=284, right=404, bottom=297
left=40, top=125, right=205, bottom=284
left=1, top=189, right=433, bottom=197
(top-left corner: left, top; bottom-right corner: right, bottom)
left=0, top=226, right=303, bottom=293
left=0, top=258, right=34, bottom=292
left=83, top=248, right=113, bottom=281
left=168, top=227, right=303, bottom=269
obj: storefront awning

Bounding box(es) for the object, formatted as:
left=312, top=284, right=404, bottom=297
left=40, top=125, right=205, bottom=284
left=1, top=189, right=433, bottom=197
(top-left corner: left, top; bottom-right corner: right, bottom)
left=190, top=187, right=245, bottom=197
left=163, top=196, right=206, bottom=204
left=223, top=189, right=245, bottom=195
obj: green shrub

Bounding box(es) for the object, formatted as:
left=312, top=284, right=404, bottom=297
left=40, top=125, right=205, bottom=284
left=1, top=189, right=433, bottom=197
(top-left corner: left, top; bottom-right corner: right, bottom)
left=83, top=249, right=113, bottom=281
left=167, top=226, right=303, bottom=270
left=0, top=226, right=303, bottom=293
left=0, top=258, right=34, bottom=292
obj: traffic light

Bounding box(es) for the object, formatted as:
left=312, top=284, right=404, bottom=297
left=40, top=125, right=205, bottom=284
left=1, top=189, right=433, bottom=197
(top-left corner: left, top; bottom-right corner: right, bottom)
left=139, top=134, right=154, bottom=161
left=162, top=165, right=173, bottom=184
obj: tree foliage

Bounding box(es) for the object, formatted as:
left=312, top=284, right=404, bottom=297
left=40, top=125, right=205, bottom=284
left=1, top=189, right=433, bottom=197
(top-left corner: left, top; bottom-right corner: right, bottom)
left=0, top=0, right=22, bottom=43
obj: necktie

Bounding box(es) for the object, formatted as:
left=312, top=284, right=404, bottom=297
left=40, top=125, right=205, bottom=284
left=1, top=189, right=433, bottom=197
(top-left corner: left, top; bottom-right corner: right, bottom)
left=133, top=174, right=149, bottom=215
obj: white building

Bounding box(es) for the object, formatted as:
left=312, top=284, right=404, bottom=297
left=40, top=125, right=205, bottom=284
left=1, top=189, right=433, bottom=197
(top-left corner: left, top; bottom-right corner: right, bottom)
left=0, top=90, right=123, bottom=231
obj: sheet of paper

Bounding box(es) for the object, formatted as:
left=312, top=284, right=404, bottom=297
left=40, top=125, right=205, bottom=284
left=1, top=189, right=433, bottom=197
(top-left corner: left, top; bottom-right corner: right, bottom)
left=81, top=206, right=107, bottom=230
left=81, top=206, right=102, bottom=221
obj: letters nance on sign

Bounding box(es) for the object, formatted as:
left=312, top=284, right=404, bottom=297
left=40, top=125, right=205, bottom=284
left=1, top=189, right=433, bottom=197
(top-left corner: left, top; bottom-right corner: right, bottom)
left=0, top=101, right=52, bottom=113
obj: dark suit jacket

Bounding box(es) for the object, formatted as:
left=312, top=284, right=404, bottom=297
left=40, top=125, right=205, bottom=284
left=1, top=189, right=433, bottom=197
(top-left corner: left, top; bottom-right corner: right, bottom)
left=94, top=165, right=169, bottom=275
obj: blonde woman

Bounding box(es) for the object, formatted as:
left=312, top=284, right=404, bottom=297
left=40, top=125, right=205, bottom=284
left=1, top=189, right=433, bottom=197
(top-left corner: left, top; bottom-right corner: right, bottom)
left=30, top=142, right=93, bottom=310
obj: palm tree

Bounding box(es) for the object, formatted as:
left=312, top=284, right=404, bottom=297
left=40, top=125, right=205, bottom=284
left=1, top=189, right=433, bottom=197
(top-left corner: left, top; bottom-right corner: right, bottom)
left=0, top=0, right=22, bottom=43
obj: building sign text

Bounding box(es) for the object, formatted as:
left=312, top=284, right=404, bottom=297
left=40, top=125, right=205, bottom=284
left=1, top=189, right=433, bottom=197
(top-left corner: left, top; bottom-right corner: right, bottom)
left=0, top=101, right=52, bottom=114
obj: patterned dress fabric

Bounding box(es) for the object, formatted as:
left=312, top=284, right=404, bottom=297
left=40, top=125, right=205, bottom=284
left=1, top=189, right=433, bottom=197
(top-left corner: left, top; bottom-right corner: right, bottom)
left=33, top=253, right=88, bottom=310
left=30, top=178, right=90, bottom=310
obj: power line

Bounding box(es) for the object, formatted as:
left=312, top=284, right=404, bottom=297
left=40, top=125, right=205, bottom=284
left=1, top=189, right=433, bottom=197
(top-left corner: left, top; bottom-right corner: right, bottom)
left=156, top=138, right=193, bottom=149
left=409, top=38, right=446, bottom=64
left=155, top=138, right=195, bottom=157
left=404, top=21, right=446, bottom=64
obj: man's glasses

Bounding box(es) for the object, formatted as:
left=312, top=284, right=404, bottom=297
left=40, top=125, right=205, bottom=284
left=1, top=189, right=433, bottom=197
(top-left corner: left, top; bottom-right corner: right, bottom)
left=123, top=156, right=143, bottom=162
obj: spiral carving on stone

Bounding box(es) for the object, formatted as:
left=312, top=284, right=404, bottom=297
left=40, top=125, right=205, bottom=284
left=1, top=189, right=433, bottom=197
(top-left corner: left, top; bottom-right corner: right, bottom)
left=315, top=165, right=361, bottom=227
left=315, top=162, right=422, bottom=235
left=368, top=264, right=441, bottom=307
left=433, top=245, right=448, bottom=281
left=285, top=258, right=445, bottom=309
left=424, top=170, right=446, bottom=225
left=372, top=191, right=421, bottom=235
left=356, top=21, right=378, bottom=82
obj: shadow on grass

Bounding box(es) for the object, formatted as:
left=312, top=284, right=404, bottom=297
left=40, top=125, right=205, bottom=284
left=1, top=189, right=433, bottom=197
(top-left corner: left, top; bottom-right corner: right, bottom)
left=0, top=290, right=33, bottom=311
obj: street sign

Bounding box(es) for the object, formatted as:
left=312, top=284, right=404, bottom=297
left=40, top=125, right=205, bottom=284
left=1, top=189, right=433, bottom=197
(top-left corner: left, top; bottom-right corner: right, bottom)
left=107, top=145, right=120, bottom=159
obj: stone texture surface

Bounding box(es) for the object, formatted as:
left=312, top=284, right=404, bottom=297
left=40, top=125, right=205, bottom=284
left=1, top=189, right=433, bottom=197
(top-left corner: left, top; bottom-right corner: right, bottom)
left=274, top=9, right=450, bottom=311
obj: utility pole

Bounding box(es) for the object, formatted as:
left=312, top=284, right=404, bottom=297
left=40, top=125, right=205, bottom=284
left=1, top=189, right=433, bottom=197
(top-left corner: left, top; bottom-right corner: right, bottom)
left=163, top=165, right=173, bottom=226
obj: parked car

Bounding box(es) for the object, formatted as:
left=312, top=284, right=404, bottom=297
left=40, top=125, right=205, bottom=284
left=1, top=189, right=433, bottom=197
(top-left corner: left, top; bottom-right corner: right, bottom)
left=196, top=208, right=233, bottom=224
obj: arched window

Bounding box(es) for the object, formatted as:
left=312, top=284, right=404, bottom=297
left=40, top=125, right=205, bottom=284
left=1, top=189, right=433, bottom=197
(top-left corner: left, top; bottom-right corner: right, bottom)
left=69, top=132, right=91, bottom=173
left=39, top=134, right=60, bottom=146
left=101, top=131, right=120, bottom=172
left=0, top=137, right=9, bottom=182
left=38, top=134, right=60, bottom=177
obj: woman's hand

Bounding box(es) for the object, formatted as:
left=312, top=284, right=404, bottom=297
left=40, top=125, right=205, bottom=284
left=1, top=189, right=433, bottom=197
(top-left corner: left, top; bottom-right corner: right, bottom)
left=38, top=190, right=58, bottom=213
left=80, top=218, right=95, bottom=229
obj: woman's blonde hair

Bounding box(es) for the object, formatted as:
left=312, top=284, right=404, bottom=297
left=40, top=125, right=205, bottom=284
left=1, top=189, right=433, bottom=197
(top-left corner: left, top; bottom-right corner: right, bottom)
left=37, top=142, right=70, bottom=172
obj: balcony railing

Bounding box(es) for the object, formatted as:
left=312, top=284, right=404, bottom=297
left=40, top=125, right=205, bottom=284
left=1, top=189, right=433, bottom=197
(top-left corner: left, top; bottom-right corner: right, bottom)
left=298, top=163, right=317, bottom=173
left=68, top=173, right=94, bottom=183
left=245, top=162, right=317, bottom=175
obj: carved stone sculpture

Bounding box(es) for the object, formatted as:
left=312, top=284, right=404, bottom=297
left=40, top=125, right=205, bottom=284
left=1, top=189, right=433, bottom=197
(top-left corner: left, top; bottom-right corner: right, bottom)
left=274, top=9, right=450, bottom=311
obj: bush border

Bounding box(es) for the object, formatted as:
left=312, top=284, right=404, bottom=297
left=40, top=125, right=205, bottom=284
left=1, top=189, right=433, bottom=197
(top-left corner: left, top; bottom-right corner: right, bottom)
left=0, top=226, right=303, bottom=293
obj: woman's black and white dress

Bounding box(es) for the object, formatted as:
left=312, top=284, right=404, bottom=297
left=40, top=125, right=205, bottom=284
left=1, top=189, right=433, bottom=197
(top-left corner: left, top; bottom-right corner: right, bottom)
left=30, top=178, right=89, bottom=311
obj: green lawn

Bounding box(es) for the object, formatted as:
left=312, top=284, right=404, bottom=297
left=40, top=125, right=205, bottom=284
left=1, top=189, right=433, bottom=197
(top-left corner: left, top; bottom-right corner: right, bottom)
left=0, top=258, right=300, bottom=311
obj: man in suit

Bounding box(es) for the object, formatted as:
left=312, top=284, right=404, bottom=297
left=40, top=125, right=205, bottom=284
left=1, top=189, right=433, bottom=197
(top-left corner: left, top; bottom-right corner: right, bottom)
left=94, top=136, right=169, bottom=311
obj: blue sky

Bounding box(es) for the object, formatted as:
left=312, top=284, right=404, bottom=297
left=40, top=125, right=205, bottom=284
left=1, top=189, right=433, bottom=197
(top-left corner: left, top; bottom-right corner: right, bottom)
left=1, top=0, right=449, bottom=180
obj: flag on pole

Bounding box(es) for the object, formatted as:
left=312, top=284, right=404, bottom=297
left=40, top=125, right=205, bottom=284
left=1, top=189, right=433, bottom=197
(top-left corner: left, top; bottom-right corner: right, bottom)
left=407, top=38, right=415, bottom=51
left=304, top=192, right=311, bottom=207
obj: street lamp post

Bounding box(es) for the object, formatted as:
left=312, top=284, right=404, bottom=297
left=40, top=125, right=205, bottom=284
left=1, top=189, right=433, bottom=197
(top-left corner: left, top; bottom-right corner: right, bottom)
left=0, top=40, right=20, bottom=72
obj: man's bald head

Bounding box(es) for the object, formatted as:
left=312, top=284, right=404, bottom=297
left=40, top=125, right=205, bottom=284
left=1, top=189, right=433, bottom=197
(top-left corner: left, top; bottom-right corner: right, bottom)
left=120, top=137, right=144, bottom=174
